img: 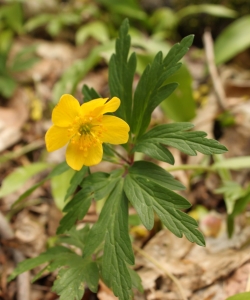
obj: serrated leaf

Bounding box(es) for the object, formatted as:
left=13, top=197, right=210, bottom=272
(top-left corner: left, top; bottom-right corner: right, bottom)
left=84, top=181, right=134, bottom=300
left=83, top=182, right=134, bottom=300
left=134, top=142, right=174, bottom=164
left=58, top=225, right=90, bottom=252
left=57, top=170, right=122, bottom=234
left=129, top=268, right=143, bottom=293
left=132, top=35, right=194, bottom=137
left=108, top=18, right=137, bottom=125
left=8, top=246, right=71, bottom=282
left=124, top=173, right=205, bottom=246
left=129, top=161, right=185, bottom=190
left=135, top=122, right=227, bottom=157
left=64, top=166, right=88, bottom=200
left=52, top=257, right=99, bottom=299
left=81, top=85, right=101, bottom=103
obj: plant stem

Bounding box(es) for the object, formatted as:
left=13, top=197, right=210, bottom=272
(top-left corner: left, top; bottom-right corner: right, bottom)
left=106, top=145, right=131, bottom=164
left=0, top=140, right=44, bottom=163
left=166, top=164, right=213, bottom=172
left=133, top=244, right=187, bottom=300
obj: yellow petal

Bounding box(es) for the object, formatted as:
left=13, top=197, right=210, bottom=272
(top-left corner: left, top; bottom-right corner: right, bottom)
left=101, top=115, right=130, bottom=144
left=52, top=94, right=80, bottom=127
left=101, top=97, right=120, bottom=115
left=66, top=141, right=103, bottom=170
left=84, top=142, right=103, bottom=166
left=45, top=125, right=69, bottom=152
left=66, top=142, right=86, bottom=171
left=80, top=98, right=108, bottom=116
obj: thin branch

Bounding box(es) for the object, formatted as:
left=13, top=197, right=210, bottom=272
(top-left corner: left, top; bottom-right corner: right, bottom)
left=166, top=164, right=213, bottom=172
left=203, top=29, right=227, bottom=111
left=133, top=244, right=187, bottom=300
left=105, top=144, right=131, bottom=164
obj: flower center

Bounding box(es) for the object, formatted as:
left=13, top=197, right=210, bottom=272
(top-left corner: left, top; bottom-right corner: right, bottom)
left=67, top=114, right=104, bottom=156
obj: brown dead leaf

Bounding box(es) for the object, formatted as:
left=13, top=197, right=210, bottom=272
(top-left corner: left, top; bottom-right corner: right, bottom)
left=0, top=88, right=29, bottom=152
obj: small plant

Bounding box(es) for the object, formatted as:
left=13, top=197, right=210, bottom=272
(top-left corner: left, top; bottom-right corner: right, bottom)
left=8, top=20, right=227, bottom=299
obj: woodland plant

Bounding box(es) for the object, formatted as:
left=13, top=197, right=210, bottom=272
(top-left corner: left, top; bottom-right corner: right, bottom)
left=8, top=20, right=227, bottom=300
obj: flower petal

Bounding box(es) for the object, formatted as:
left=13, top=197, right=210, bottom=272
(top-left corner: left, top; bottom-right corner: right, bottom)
left=52, top=94, right=80, bottom=127
left=84, top=142, right=103, bottom=166
left=66, top=141, right=103, bottom=170
left=80, top=98, right=108, bottom=117
left=101, top=97, right=120, bottom=114
left=45, top=125, right=69, bottom=152
left=66, top=142, right=86, bottom=171
left=101, top=115, right=130, bottom=144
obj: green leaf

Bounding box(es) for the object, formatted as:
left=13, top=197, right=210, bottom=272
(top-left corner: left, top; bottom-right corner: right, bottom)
left=212, top=156, right=250, bottom=170
left=129, top=268, right=143, bottom=293
left=58, top=225, right=90, bottom=252
left=0, top=162, right=49, bottom=198
left=161, top=64, right=196, bottom=121
left=25, top=13, right=53, bottom=32
left=52, top=257, right=99, bottom=299
left=176, top=4, right=237, bottom=20
left=81, top=85, right=101, bottom=103
left=226, top=292, right=250, bottom=300
left=135, top=123, right=227, bottom=156
left=133, top=142, right=174, bottom=164
left=12, top=162, right=70, bottom=208
left=10, top=44, right=40, bottom=72
left=51, top=168, right=75, bottom=210
left=215, top=15, right=250, bottom=65
left=132, top=35, right=194, bottom=137
left=57, top=170, right=122, bottom=234
left=129, top=161, right=185, bottom=190
left=8, top=246, right=71, bottom=281
left=124, top=173, right=205, bottom=246
left=76, top=21, right=109, bottom=45
left=215, top=181, right=246, bottom=214
left=84, top=180, right=134, bottom=300
left=64, top=166, right=88, bottom=200
left=108, top=18, right=137, bottom=125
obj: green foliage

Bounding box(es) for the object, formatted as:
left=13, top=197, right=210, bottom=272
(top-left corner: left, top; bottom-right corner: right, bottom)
left=226, top=292, right=250, bottom=300
left=131, top=35, right=194, bottom=137
left=215, top=15, right=250, bottom=64
left=0, top=163, right=49, bottom=198
left=161, top=64, right=196, bottom=122
left=109, top=18, right=136, bottom=125
left=9, top=19, right=228, bottom=300
left=134, top=123, right=227, bottom=163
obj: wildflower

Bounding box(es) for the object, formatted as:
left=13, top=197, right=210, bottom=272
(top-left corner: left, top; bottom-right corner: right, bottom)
left=45, top=94, right=130, bottom=170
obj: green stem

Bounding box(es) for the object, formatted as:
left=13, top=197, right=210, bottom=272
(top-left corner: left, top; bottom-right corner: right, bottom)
left=106, top=144, right=130, bottom=164
left=0, top=140, right=45, bottom=163
left=166, top=164, right=213, bottom=172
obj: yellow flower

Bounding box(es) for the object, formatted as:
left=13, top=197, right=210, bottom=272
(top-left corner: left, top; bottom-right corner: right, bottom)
left=45, top=94, right=130, bottom=170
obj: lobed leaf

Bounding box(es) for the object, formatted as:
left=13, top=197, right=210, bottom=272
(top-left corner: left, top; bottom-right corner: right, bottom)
left=57, top=170, right=122, bottom=234
left=8, top=246, right=71, bottom=281
left=84, top=181, right=134, bottom=300
left=108, top=18, right=137, bottom=125
left=52, top=257, right=99, bottom=299
left=131, top=35, right=194, bottom=137
left=134, top=122, right=227, bottom=158
left=124, top=173, right=205, bottom=246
